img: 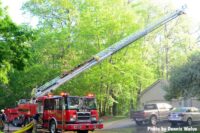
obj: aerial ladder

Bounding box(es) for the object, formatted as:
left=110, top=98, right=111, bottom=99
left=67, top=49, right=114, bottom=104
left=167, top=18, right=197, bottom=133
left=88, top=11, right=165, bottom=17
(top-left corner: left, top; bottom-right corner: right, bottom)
left=35, top=6, right=186, bottom=98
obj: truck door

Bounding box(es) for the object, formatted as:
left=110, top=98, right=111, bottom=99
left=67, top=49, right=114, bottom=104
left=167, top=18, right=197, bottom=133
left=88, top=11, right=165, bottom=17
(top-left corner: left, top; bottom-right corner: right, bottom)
left=43, top=99, right=55, bottom=127
left=54, top=98, right=64, bottom=128
left=157, top=103, right=167, bottom=121
left=36, top=100, right=44, bottom=125
left=37, top=100, right=44, bottom=114
left=160, top=103, right=171, bottom=121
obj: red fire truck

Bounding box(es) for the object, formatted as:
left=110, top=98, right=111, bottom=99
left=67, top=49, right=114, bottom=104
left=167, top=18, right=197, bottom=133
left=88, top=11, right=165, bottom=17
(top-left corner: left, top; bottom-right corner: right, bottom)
left=5, top=93, right=103, bottom=133
left=4, top=108, right=18, bottom=125
left=37, top=93, right=102, bottom=133
left=5, top=99, right=37, bottom=127
left=4, top=5, right=185, bottom=133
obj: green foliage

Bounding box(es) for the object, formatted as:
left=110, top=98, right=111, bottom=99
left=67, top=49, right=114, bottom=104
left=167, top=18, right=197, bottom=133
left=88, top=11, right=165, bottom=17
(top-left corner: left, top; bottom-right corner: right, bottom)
left=0, top=1, right=34, bottom=84
left=17, top=0, right=156, bottom=115
left=1, top=0, right=197, bottom=116
left=165, top=51, right=200, bottom=100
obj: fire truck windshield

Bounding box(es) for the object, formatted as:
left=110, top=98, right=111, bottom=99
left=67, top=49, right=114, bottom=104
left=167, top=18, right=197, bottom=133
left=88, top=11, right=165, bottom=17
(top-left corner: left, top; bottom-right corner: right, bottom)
left=67, top=96, right=79, bottom=110
left=65, top=97, right=97, bottom=110
left=80, top=97, right=97, bottom=110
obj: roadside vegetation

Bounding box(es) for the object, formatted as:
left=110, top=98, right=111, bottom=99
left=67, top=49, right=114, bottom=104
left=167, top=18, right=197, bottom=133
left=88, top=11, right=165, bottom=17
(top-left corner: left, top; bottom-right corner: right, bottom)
left=165, top=51, right=200, bottom=101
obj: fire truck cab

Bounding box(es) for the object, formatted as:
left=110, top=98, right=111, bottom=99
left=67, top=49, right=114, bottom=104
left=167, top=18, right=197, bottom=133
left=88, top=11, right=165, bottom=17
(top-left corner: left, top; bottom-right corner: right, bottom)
left=36, top=93, right=103, bottom=133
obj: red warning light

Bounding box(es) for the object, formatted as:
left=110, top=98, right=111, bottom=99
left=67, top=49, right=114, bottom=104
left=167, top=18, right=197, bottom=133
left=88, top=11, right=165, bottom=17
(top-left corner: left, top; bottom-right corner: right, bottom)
left=48, top=93, right=53, bottom=97
left=87, top=93, right=95, bottom=97
left=60, top=92, right=69, bottom=96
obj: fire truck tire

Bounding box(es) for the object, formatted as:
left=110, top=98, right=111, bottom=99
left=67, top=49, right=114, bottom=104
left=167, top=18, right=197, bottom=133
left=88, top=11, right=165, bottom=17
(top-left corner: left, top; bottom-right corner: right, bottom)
left=77, top=130, right=88, bottom=133
left=49, top=120, right=58, bottom=133
left=149, top=115, right=157, bottom=126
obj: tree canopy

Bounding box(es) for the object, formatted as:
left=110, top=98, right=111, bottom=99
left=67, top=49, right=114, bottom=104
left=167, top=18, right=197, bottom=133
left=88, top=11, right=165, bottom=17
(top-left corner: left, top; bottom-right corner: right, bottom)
left=165, top=51, right=200, bottom=100
left=0, top=0, right=198, bottom=116
left=0, top=1, right=34, bottom=84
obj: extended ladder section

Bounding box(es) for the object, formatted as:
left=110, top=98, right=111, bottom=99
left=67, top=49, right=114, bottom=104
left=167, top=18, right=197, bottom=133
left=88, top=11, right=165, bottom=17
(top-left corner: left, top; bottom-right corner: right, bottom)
left=35, top=6, right=186, bottom=97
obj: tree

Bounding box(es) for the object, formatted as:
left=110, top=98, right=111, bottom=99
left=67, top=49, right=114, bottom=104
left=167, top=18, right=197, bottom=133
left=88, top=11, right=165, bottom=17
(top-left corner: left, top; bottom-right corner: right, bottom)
left=22, top=0, right=156, bottom=116
left=21, top=0, right=194, bottom=116
left=5, top=0, right=197, bottom=116
left=139, top=3, right=197, bottom=80
left=0, top=1, right=34, bottom=84
left=165, top=51, right=200, bottom=100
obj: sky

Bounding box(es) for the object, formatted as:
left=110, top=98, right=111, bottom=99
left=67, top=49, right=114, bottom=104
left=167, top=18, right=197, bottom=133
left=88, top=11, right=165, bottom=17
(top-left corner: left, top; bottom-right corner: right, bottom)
left=1, top=0, right=200, bottom=28
left=1, top=0, right=38, bottom=27
left=169, top=0, right=200, bottom=25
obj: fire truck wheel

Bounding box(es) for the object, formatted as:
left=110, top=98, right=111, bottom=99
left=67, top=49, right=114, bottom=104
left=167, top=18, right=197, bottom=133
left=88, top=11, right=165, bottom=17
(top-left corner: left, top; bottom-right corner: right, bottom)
left=49, top=120, right=57, bottom=133
left=149, top=115, right=157, bottom=126
left=77, top=130, right=88, bottom=133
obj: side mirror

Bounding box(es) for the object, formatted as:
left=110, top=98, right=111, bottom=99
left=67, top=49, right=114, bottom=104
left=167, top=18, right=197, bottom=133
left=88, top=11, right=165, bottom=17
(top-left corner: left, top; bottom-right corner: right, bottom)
left=186, top=109, right=191, bottom=112
left=99, top=119, right=103, bottom=123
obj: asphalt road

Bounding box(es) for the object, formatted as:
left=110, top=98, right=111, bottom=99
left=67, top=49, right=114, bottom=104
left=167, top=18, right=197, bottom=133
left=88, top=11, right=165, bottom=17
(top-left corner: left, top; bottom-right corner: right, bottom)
left=3, top=118, right=200, bottom=133
left=97, top=118, right=200, bottom=133
left=96, top=118, right=170, bottom=133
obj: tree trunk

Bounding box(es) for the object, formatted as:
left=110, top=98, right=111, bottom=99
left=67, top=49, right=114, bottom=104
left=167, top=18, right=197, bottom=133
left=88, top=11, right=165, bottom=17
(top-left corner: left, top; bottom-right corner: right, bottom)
left=110, top=89, right=117, bottom=116
left=165, top=47, right=169, bottom=80
left=112, top=101, right=117, bottom=116
left=136, top=82, right=142, bottom=109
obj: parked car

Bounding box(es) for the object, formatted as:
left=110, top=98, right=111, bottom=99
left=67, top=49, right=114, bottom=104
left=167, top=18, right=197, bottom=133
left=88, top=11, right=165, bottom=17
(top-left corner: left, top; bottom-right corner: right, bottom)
left=168, top=107, right=200, bottom=126
left=133, top=103, right=173, bottom=126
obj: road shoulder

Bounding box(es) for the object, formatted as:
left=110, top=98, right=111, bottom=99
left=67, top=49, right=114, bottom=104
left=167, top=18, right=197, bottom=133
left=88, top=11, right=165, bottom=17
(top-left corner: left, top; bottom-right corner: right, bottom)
left=102, top=118, right=135, bottom=130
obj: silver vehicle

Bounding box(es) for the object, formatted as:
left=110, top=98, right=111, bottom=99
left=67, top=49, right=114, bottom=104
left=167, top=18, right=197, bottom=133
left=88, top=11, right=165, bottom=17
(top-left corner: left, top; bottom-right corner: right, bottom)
left=168, top=107, right=200, bottom=126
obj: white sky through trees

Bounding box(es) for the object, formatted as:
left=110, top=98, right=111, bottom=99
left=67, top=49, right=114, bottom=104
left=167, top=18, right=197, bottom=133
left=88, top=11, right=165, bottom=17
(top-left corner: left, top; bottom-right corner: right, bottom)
left=2, top=0, right=38, bottom=27
left=1, top=0, right=200, bottom=28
